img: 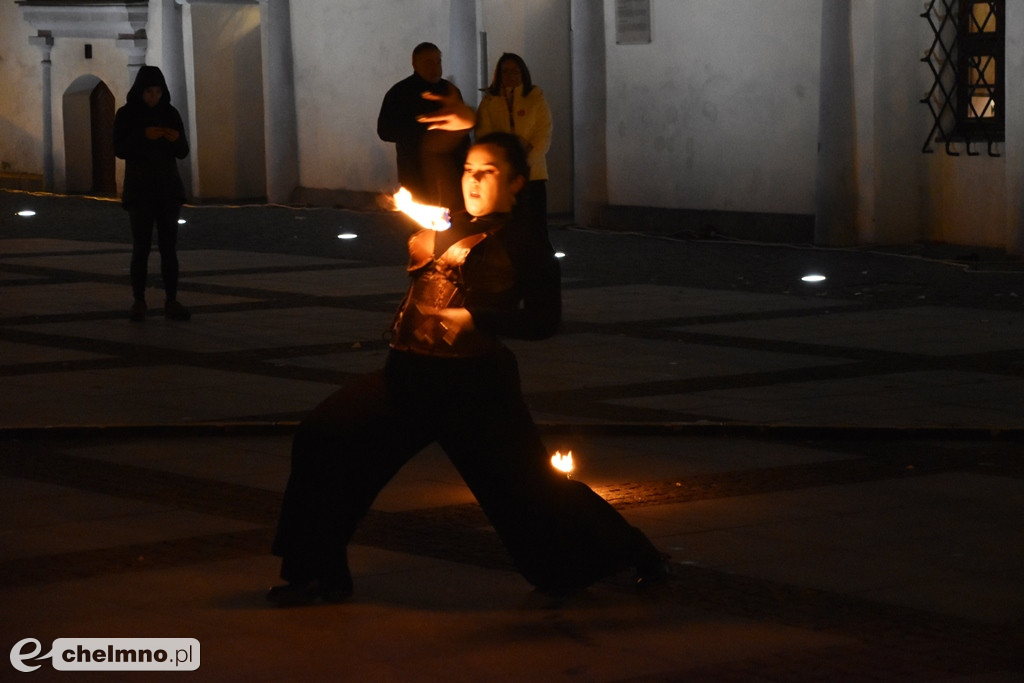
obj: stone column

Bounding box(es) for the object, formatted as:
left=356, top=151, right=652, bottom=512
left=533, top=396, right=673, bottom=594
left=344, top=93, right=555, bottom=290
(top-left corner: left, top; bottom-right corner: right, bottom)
left=447, top=0, right=478, bottom=103
left=1007, top=3, right=1024, bottom=254
left=157, top=0, right=193, bottom=198
left=29, top=33, right=55, bottom=191
left=570, top=0, right=607, bottom=227
left=176, top=0, right=201, bottom=198
left=116, top=35, right=148, bottom=86
left=814, top=0, right=859, bottom=246
left=259, top=0, right=299, bottom=204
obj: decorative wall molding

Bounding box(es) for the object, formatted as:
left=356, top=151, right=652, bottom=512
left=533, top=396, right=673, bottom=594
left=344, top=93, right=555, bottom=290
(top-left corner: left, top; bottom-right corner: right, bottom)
left=16, top=1, right=148, bottom=40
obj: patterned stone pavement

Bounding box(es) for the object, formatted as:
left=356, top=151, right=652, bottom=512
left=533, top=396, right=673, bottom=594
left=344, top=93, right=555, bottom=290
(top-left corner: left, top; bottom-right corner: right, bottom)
left=2, top=190, right=1023, bottom=680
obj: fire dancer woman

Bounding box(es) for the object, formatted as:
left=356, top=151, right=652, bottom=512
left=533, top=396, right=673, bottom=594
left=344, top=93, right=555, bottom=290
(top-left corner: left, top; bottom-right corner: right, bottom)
left=113, top=65, right=191, bottom=322
left=269, top=132, right=667, bottom=606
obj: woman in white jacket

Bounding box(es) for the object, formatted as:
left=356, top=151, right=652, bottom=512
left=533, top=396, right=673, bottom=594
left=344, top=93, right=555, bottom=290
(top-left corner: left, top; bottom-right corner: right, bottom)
left=476, top=53, right=553, bottom=228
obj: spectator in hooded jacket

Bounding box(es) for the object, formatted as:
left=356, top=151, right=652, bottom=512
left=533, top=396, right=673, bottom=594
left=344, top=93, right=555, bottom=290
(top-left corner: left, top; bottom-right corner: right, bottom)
left=114, top=65, right=191, bottom=322
left=475, top=53, right=553, bottom=230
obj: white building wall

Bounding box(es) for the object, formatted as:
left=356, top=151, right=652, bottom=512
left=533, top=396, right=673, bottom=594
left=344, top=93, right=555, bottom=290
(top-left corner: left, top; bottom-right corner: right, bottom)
left=912, top=1, right=1008, bottom=248
left=926, top=155, right=1007, bottom=247
left=603, top=0, right=822, bottom=215
left=1008, top=0, right=1024, bottom=253
left=0, top=1, right=128, bottom=190
left=0, top=2, right=45, bottom=177
left=185, top=2, right=266, bottom=201
left=479, top=0, right=573, bottom=214
left=47, top=37, right=130, bottom=193
left=289, top=0, right=451, bottom=194
left=871, top=1, right=1012, bottom=248
left=145, top=0, right=191, bottom=199
left=868, top=0, right=929, bottom=245
left=1, top=0, right=1022, bottom=250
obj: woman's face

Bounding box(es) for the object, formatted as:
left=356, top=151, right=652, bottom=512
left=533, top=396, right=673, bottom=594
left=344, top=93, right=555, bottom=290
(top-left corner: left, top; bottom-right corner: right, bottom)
left=462, top=144, right=524, bottom=217
left=142, top=86, right=162, bottom=108
left=500, top=61, right=522, bottom=89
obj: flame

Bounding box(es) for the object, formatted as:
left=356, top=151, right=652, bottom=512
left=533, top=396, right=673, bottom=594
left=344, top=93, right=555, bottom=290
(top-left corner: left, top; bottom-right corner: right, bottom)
left=392, top=187, right=451, bottom=231
left=550, top=450, right=574, bottom=474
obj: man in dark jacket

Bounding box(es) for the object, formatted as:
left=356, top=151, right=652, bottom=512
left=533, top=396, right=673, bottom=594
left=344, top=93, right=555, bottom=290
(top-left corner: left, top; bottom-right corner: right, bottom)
left=377, top=42, right=470, bottom=209
left=113, top=65, right=191, bottom=321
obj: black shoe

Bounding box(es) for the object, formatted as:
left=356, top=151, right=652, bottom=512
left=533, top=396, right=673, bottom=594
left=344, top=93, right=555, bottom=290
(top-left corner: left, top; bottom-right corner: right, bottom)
left=164, top=300, right=191, bottom=321
left=266, top=579, right=353, bottom=607
left=129, top=300, right=147, bottom=322
left=635, top=552, right=673, bottom=590
left=533, top=581, right=589, bottom=600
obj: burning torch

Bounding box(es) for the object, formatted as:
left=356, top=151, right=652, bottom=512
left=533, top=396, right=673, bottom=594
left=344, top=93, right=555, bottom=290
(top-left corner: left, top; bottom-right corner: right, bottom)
left=550, top=450, right=575, bottom=477
left=391, top=188, right=451, bottom=231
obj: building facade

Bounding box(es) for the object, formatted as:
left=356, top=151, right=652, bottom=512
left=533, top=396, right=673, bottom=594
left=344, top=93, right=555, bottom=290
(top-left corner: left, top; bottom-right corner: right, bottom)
left=2, top=0, right=1022, bottom=250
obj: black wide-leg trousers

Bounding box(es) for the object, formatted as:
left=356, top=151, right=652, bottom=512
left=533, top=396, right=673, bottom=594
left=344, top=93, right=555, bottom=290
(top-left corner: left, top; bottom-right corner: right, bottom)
left=272, top=347, right=653, bottom=593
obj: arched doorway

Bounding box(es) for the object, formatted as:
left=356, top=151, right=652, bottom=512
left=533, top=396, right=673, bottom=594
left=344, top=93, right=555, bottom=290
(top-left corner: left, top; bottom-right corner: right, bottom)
left=90, top=81, right=116, bottom=195
left=63, top=75, right=116, bottom=196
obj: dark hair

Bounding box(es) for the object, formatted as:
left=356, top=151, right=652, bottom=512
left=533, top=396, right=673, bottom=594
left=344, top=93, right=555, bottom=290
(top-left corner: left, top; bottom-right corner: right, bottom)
left=473, top=132, right=529, bottom=184
left=485, top=53, right=534, bottom=97
left=412, top=42, right=440, bottom=58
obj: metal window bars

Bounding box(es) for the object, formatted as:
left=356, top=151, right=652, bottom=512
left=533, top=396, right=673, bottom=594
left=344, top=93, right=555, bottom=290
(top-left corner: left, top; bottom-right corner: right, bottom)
left=921, top=0, right=1002, bottom=157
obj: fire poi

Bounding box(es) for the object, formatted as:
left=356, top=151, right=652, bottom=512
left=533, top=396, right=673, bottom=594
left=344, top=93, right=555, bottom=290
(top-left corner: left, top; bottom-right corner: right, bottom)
left=550, top=450, right=575, bottom=475
left=391, top=187, right=451, bottom=231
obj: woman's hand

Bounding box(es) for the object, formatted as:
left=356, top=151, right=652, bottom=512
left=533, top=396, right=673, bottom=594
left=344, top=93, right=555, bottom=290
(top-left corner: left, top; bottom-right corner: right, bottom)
left=436, top=307, right=473, bottom=344
left=414, top=305, right=474, bottom=345
left=144, top=126, right=180, bottom=142
left=437, top=306, right=473, bottom=330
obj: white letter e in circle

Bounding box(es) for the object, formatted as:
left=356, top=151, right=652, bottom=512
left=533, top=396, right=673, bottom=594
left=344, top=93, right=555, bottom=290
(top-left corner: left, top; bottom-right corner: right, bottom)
left=10, top=638, right=53, bottom=673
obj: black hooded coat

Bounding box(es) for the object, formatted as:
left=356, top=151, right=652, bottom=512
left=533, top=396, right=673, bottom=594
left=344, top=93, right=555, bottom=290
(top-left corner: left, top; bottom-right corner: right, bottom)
left=113, top=66, right=189, bottom=209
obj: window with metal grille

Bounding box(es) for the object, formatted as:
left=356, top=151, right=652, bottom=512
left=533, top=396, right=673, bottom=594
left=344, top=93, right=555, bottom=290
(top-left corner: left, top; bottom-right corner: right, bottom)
left=922, top=0, right=1005, bottom=156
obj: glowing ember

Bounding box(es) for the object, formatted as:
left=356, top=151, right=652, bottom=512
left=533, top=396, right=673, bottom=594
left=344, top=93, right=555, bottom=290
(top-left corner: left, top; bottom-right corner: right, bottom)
left=391, top=187, right=450, bottom=231
left=550, top=450, right=574, bottom=474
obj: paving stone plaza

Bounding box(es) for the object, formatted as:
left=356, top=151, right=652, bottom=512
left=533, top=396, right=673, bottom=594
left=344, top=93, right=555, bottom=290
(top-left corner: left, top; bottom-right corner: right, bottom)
left=2, top=190, right=1023, bottom=680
